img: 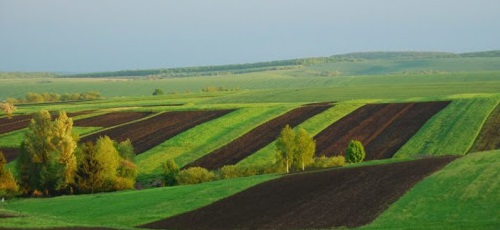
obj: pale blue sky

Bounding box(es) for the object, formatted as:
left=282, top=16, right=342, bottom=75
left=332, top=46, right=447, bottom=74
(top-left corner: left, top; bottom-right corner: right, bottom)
left=1, top=0, right=499, bottom=72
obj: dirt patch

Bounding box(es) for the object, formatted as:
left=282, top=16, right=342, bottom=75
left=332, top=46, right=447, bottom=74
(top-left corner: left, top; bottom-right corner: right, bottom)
left=80, top=110, right=233, bottom=154
left=0, top=111, right=93, bottom=135
left=315, top=101, right=450, bottom=160
left=74, top=112, right=154, bottom=128
left=0, top=148, right=19, bottom=162
left=469, top=103, right=500, bottom=152
left=183, top=103, right=332, bottom=170
left=140, top=156, right=457, bottom=229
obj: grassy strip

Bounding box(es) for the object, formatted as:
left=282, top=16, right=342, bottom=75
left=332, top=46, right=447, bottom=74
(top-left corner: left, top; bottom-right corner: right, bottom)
left=394, top=97, right=499, bottom=157
left=0, top=174, right=279, bottom=228
left=237, top=101, right=367, bottom=168
left=136, top=106, right=293, bottom=182
left=469, top=102, right=500, bottom=153
left=364, top=149, right=500, bottom=229
left=0, top=127, right=101, bottom=148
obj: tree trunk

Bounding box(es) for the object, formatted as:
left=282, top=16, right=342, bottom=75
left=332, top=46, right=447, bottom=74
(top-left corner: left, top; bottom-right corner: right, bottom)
left=286, top=158, right=289, bottom=173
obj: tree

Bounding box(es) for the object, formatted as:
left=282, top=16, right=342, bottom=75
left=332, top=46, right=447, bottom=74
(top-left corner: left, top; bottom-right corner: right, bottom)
left=162, top=159, right=179, bottom=186
left=275, top=125, right=296, bottom=173
left=152, top=88, right=164, bottom=96
left=293, top=127, right=316, bottom=171
left=114, top=139, right=135, bottom=162
left=345, top=140, right=366, bottom=163
left=94, top=136, right=121, bottom=189
left=53, top=111, right=78, bottom=193
left=75, top=142, right=105, bottom=194
left=0, top=102, right=17, bottom=119
left=17, top=110, right=78, bottom=196
left=0, top=151, right=19, bottom=198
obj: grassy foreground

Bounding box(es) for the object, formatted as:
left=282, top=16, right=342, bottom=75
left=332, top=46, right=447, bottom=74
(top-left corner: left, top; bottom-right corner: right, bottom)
left=0, top=174, right=279, bottom=228
left=364, top=149, right=500, bottom=229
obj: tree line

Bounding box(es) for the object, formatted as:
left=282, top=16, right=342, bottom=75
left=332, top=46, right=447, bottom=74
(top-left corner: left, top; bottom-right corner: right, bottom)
left=0, top=110, right=137, bottom=198
left=6, top=91, right=102, bottom=104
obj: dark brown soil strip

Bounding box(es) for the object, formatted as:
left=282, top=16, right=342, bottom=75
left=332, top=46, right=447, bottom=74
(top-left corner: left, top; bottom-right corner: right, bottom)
left=74, top=112, right=154, bottom=128
left=80, top=110, right=234, bottom=154
left=183, top=104, right=332, bottom=170
left=315, top=102, right=449, bottom=159
left=0, top=148, right=19, bottom=163
left=469, top=103, right=500, bottom=152
left=0, top=111, right=93, bottom=135
left=140, top=156, right=457, bottom=229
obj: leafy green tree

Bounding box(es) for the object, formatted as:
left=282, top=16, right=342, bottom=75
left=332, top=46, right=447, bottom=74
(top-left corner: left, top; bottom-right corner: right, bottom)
left=18, top=110, right=79, bottom=196
left=293, top=128, right=316, bottom=171
left=0, top=102, right=17, bottom=119
left=162, top=159, right=179, bottom=186
left=176, top=167, right=215, bottom=185
left=114, top=139, right=135, bottom=162
left=345, top=140, right=366, bottom=163
left=53, top=111, right=78, bottom=193
left=152, top=88, right=164, bottom=96
left=94, top=136, right=121, bottom=189
left=75, top=142, right=105, bottom=194
left=275, top=125, right=296, bottom=173
left=0, top=151, right=19, bottom=198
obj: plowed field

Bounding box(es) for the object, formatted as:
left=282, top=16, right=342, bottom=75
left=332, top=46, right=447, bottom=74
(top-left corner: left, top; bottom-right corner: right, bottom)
left=469, top=103, right=500, bottom=152
left=0, top=111, right=92, bottom=135
left=183, top=104, right=332, bottom=170
left=315, top=101, right=450, bottom=160
left=80, top=110, right=233, bottom=154
left=141, top=156, right=456, bottom=229
left=74, top=112, right=154, bottom=127
left=0, top=148, right=18, bottom=162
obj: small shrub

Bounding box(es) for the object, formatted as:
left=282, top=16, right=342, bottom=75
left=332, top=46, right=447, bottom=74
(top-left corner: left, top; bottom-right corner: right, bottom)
left=217, top=165, right=258, bottom=180
left=312, top=155, right=346, bottom=169
left=345, top=140, right=366, bottom=163
left=113, top=177, right=135, bottom=191
left=176, top=167, right=215, bottom=185
left=162, top=159, right=179, bottom=186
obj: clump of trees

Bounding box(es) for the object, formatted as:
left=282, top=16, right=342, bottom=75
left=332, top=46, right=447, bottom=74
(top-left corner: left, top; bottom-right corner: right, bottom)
left=0, top=102, right=17, bottom=119
left=275, top=125, right=316, bottom=173
left=16, top=110, right=136, bottom=197
left=7, top=91, right=101, bottom=104
left=0, top=151, right=19, bottom=198
left=152, top=88, right=164, bottom=96
left=201, top=86, right=239, bottom=93
left=345, top=140, right=366, bottom=163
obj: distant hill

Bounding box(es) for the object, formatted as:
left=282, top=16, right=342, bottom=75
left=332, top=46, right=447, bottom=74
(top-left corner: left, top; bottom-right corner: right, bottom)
left=2, top=50, right=499, bottom=79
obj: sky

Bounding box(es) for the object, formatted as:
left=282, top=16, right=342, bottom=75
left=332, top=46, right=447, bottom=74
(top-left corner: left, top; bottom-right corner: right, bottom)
left=1, top=0, right=499, bottom=73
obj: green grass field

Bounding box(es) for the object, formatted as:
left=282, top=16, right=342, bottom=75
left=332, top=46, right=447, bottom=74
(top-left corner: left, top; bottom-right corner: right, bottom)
left=135, top=105, right=293, bottom=182
left=395, top=97, right=500, bottom=157
left=0, top=174, right=279, bottom=228
left=237, top=102, right=366, bottom=168
left=364, top=149, right=500, bottom=229
left=1, top=55, right=499, bottom=229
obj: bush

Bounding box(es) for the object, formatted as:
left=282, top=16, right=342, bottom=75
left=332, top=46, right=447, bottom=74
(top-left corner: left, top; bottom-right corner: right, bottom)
left=176, top=167, right=215, bottom=185
left=345, top=140, right=366, bottom=163
left=162, top=159, right=179, bottom=186
left=0, top=152, right=19, bottom=198
left=217, top=165, right=258, bottom=179
left=311, top=155, right=346, bottom=169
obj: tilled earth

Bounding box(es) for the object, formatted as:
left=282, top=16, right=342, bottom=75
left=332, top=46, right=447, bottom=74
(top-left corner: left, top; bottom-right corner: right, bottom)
left=141, top=156, right=457, bottom=230
left=183, top=103, right=332, bottom=170
left=315, top=101, right=450, bottom=160
left=80, top=110, right=234, bottom=154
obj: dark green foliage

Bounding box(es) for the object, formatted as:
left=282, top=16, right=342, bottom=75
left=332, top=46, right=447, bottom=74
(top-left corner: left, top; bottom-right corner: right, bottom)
left=114, top=139, right=135, bottom=162
left=162, top=159, right=179, bottom=186
left=0, top=151, right=19, bottom=198
left=152, top=88, right=164, bottom=96
left=176, top=167, right=215, bottom=185
left=17, top=110, right=78, bottom=196
left=75, top=142, right=105, bottom=194
left=345, top=140, right=366, bottom=163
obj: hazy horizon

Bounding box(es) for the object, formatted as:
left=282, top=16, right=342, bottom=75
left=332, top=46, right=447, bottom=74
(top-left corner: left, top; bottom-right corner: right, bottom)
left=1, top=0, right=499, bottom=73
